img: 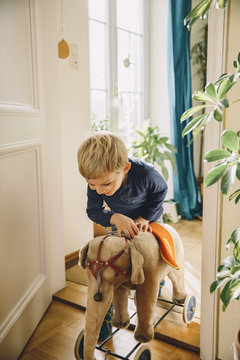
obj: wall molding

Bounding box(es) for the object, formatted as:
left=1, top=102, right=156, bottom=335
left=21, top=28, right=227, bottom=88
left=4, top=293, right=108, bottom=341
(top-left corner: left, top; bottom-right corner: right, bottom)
left=0, top=102, right=40, bottom=116
left=0, top=0, right=40, bottom=114
left=0, top=139, right=41, bottom=156
left=0, top=274, right=46, bottom=342
left=0, top=140, right=46, bottom=343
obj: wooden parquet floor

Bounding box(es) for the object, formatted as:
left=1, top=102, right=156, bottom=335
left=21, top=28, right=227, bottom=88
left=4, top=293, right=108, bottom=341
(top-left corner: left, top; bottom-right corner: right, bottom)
left=19, top=299, right=200, bottom=360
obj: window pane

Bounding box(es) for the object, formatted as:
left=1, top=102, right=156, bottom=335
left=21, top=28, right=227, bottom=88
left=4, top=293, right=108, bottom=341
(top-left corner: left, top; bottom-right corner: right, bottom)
left=89, top=20, right=107, bottom=89
left=90, top=90, right=107, bottom=122
left=118, top=93, right=142, bottom=145
left=118, top=30, right=142, bottom=93
left=89, top=0, right=106, bottom=22
left=117, top=0, right=142, bottom=33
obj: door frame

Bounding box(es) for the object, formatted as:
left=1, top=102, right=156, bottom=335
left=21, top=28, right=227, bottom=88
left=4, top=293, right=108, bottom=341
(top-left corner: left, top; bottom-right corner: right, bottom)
left=200, top=5, right=228, bottom=360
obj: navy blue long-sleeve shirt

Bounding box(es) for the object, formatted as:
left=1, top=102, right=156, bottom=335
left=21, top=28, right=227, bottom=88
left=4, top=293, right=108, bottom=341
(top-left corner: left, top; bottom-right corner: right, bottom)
left=87, top=157, right=168, bottom=227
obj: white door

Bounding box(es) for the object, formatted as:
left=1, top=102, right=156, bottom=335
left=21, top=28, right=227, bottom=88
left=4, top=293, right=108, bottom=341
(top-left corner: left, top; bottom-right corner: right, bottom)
left=0, top=1, right=65, bottom=359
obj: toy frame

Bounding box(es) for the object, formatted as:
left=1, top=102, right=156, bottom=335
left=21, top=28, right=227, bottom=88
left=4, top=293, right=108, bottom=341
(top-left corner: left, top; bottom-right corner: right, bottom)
left=74, top=295, right=196, bottom=360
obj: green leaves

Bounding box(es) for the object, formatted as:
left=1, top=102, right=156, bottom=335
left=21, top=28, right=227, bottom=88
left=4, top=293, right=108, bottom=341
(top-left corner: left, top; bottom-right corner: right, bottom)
left=217, top=0, right=228, bottom=9
left=233, top=53, right=240, bottom=74
left=131, top=123, right=177, bottom=181
left=91, top=118, right=110, bottom=132
left=221, top=165, right=237, bottom=194
left=221, top=130, right=239, bottom=152
left=218, top=78, right=236, bottom=99
left=204, top=163, right=228, bottom=187
left=184, top=0, right=240, bottom=311
left=234, top=243, right=240, bottom=263
left=204, top=149, right=232, bottom=162
left=181, top=17, right=240, bottom=310
left=181, top=53, right=240, bottom=138
left=181, top=114, right=206, bottom=137
left=229, top=189, right=240, bottom=204
left=210, top=276, right=229, bottom=294
left=225, top=228, right=240, bottom=250
left=192, top=90, right=216, bottom=103
left=213, top=107, right=223, bottom=122
left=205, top=82, right=216, bottom=97
left=203, top=130, right=240, bottom=194
left=210, top=228, right=240, bottom=311
left=184, top=0, right=228, bottom=30
left=237, top=163, right=240, bottom=180
left=184, top=0, right=214, bottom=30
left=180, top=105, right=207, bottom=122
left=220, top=278, right=240, bottom=311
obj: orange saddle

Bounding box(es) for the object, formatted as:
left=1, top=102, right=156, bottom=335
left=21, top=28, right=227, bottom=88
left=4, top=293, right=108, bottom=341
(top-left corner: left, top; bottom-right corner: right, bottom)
left=150, top=222, right=180, bottom=270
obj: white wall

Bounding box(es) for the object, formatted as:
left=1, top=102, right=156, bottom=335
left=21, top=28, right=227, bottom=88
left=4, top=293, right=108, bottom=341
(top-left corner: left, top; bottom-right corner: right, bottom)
left=149, top=0, right=173, bottom=199
left=57, top=0, right=93, bottom=255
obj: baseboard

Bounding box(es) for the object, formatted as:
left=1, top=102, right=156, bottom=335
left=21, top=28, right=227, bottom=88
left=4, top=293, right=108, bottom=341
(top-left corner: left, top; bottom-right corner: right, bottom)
left=65, top=250, right=79, bottom=270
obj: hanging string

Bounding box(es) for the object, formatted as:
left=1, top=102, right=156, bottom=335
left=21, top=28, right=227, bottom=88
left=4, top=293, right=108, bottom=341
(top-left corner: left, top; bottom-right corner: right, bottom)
left=60, top=0, right=64, bottom=39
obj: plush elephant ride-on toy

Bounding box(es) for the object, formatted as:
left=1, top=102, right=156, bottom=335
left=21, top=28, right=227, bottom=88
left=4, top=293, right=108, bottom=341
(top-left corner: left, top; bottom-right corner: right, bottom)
left=75, top=223, right=189, bottom=360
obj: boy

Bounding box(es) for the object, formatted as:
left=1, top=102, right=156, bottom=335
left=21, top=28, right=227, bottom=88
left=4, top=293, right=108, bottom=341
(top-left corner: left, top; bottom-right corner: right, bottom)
left=77, top=132, right=168, bottom=237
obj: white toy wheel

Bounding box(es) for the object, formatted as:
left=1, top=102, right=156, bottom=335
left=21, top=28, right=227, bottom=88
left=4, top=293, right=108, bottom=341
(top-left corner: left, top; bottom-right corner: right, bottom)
left=133, top=344, right=151, bottom=360
left=74, top=329, right=84, bottom=359
left=183, top=294, right=196, bottom=324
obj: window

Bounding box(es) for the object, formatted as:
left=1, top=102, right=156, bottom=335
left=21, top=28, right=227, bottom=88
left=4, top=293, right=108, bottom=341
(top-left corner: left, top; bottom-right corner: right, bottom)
left=88, top=0, right=147, bottom=144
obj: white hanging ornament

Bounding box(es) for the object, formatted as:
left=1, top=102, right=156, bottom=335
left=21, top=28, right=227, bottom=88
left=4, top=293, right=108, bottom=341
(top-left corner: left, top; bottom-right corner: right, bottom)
left=123, top=32, right=131, bottom=68
left=123, top=57, right=131, bottom=68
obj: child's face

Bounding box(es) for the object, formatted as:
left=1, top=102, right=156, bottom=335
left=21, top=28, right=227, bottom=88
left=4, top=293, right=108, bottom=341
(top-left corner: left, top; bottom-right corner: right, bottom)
left=87, top=163, right=131, bottom=196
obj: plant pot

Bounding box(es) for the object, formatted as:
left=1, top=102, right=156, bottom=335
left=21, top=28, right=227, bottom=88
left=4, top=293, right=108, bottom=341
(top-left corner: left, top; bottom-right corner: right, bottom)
left=234, top=328, right=240, bottom=360
left=162, top=200, right=181, bottom=223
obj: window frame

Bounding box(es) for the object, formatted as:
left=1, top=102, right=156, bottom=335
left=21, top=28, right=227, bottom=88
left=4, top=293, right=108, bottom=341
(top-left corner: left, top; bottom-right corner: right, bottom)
left=88, top=0, right=149, bottom=137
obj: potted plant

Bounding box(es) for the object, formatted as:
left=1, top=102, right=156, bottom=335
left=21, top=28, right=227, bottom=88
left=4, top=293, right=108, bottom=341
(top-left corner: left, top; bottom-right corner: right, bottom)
left=183, top=2, right=240, bottom=357
left=131, top=120, right=177, bottom=181
left=181, top=49, right=240, bottom=299
left=181, top=20, right=240, bottom=314
left=130, top=120, right=178, bottom=223
left=181, top=51, right=240, bottom=360
left=91, top=117, right=110, bottom=132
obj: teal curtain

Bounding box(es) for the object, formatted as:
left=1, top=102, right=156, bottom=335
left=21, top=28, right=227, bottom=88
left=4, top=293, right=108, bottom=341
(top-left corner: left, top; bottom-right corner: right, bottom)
left=168, top=0, right=202, bottom=220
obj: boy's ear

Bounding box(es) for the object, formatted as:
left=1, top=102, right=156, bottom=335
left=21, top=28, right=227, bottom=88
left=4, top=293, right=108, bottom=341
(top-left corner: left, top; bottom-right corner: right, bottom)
left=124, top=162, right=131, bottom=174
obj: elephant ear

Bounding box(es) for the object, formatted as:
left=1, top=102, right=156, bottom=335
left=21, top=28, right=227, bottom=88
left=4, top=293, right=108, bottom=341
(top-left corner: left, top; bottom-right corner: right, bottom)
left=129, top=242, right=145, bottom=285
left=79, top=242, right=89, bottom=268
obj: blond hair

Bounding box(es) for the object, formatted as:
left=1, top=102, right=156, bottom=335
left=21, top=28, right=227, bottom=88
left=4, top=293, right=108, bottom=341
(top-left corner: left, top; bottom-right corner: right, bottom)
left=77, top=132, right=128, bottom=179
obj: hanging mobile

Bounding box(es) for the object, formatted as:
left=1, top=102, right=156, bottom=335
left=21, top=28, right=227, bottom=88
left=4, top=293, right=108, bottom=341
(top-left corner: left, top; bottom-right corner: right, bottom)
left=58, top=0, right=70, bottom=59
left=123, top=32, right=131, bottom=68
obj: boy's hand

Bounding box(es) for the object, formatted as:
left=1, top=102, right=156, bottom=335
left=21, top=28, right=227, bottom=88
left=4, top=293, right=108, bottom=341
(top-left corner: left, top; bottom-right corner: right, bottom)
left=134, top=217, right=152, bottom=233
left=110, top=213, right=139, bottom=239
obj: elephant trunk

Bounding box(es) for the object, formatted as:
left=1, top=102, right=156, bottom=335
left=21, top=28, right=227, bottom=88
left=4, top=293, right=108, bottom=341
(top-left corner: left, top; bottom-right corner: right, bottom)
left=84, top=283, right=113, bottom=360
